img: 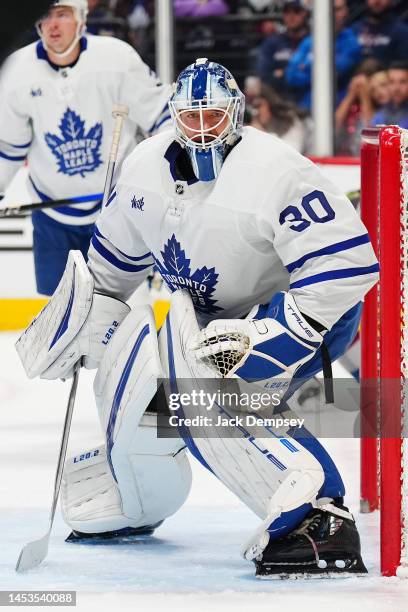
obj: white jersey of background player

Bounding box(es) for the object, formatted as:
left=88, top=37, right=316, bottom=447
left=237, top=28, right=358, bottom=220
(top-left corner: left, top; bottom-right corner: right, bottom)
left=17, top=58, right=378, bottom=578
left=0, top=0, right=171, bottom=294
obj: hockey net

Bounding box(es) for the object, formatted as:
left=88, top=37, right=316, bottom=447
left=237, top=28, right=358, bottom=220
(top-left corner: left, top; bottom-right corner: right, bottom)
left=360, top=125, right=408, bottom=577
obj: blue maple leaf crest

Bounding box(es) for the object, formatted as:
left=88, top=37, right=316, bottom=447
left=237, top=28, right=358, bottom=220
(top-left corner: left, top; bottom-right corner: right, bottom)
left=44, top=108, right=103, bottom=177
left=153, top=234, right=222, bottom=315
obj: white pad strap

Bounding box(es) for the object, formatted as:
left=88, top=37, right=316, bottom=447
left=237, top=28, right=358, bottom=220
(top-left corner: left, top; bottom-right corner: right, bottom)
left=242, top=470, right=324, bottom=561
left=312, top=497, right=354, bottom=521
left=16, top=251, right=94, bottom=378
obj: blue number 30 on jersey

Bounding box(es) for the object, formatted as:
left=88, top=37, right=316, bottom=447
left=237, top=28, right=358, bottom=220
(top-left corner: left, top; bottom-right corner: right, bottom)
left=279, top=190, right=335, bottom=233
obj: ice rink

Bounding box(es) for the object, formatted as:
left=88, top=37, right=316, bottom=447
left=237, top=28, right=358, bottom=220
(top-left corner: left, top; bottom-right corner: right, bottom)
left=1, top=332, right=408, bottom=611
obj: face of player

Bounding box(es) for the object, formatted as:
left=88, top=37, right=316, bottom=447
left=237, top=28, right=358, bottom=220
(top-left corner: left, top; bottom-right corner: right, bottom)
left=39, top=6, right=80, bottom=56
left=388, top=69, right=408, bottom=106
left=177, top=108, right=231, bottom=146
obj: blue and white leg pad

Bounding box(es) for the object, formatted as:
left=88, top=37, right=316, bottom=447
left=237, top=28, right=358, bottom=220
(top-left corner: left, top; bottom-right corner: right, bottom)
left=61, top=305, right=192, bottom=535
left=161, top=290, right=325, bottom=557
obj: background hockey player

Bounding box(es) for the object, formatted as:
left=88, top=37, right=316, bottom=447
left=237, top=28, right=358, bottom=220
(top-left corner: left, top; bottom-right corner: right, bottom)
left=0, top=0, right=171, bottom=296
left=17, top=58, right=379, bottom=579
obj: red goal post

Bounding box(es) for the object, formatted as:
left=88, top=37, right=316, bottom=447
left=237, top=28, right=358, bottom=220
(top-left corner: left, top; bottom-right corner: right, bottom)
left=360, top=125, right=408, bottom=577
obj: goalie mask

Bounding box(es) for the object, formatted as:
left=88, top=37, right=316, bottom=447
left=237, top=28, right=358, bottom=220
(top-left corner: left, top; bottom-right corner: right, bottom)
left=36, top=0, right=88, bottom=59
left=169, top=58, right=245, bottom=182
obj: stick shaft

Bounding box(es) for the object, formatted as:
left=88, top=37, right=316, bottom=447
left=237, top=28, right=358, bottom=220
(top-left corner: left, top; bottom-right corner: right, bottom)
left=49, top=362, right=81, bottom=525
left=0, top=194, right=103, bottom=217
left=15, top=363, right=80, bottom=573
left=101, top=105, right=129, bottom=207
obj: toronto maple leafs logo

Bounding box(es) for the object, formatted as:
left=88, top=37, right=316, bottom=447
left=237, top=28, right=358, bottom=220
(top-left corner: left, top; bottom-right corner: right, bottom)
left=44, top=108, right=103, bottom=177
left=153, top=234, right=222, bottom=316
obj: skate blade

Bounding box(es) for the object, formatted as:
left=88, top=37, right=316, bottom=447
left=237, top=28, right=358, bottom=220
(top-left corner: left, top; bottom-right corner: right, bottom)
left=65, top=532, right=156, bottom=545
left=257, top=570, right=368, bottom=580
left=256, top=558, right=368, bottom=580
left=65, top=524, right=159, bottom=545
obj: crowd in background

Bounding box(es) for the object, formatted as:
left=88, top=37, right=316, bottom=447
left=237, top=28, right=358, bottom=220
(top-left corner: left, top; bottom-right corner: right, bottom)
left=24, top=0, right=408, bottom=155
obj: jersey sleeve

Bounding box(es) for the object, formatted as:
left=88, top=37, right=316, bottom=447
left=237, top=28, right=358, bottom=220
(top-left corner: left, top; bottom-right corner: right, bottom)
left=121, top=47, right=172, bottom=135
left=257, top=161, right=379, bottom=330
left=87, top=183, right=154, bottom=301
left=0, top=72, right=32, bottom=193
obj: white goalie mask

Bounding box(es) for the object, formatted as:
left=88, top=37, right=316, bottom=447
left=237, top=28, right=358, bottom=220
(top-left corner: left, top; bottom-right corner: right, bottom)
left=36, top=0, right=88, bottom=59
left=169, top=58, right=245, bottom=182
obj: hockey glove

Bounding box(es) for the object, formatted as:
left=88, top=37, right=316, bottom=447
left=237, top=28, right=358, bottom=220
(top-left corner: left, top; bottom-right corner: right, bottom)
left=189, top=292, right=323, bottom=390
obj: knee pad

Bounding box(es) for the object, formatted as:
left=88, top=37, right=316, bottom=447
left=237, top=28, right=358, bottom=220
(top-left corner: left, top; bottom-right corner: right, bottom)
left=61, top=416, right=192, bottom=534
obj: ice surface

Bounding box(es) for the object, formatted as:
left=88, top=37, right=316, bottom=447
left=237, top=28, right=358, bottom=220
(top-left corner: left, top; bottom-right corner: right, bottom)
left=1, top=332, right=408, bottom=611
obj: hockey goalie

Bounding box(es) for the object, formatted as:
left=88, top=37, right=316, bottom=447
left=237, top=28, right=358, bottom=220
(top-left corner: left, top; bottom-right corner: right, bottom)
left=16, top=58, right=379, bottom=578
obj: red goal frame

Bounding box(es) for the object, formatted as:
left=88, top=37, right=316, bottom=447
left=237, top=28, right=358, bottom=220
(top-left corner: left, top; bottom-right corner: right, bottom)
left=360, top=125, right=407, bottom=577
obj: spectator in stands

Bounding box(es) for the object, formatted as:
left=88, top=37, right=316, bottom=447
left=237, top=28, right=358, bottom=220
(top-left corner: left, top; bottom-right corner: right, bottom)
left=286, top=0, right=361, bottom=110
left=113, top=1, right=151, bottom=54
left=87, top=0, right=106, bottom=28
left=255, top=0, right=310, bottom=103
left=87, top=0, right=124, bottom=38
left=249, top=84, right=312, bottom=153
left=335, top=61, right=390, bottom=154
left=353, top=0, right=408, bottom=65
left=371, top=61, right=408, bottom=128
left=244, top=75, right=262, bottom=106
left=173, top=0, right=229, bottom=17
left=369, top=68, right=390, bottom=107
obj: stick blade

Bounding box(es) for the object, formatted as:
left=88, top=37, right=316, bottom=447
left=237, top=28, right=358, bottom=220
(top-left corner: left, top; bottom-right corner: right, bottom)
left=15, top=533, right=49, bottom=572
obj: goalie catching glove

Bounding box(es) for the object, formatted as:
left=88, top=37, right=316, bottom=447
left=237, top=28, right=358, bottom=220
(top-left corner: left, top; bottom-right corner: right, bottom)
left=189, top=292, right=323, bottom=388
left=16, top=251, right=130, bottom=380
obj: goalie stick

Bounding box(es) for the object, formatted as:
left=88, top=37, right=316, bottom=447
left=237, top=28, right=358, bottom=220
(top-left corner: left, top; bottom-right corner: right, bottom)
left=15, top=103, right=129, bottom=573
left=15, top=362, right=80, bottom=572
left=0, top=193, right=103, bottom=218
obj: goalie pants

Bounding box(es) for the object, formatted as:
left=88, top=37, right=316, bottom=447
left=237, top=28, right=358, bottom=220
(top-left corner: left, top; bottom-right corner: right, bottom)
left=32, top=210, right=95, bottom=296
left=177, top=301, right=362, bottom=540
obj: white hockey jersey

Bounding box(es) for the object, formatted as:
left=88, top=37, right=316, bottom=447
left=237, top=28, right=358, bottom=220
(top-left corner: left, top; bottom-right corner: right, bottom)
left=0, top=35, right=171, bottom=225
left=88, top=127, right=379, bottom=329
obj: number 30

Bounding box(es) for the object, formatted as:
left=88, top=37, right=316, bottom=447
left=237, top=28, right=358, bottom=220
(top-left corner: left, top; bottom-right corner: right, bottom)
left=279, top=190, right=335, bottom=233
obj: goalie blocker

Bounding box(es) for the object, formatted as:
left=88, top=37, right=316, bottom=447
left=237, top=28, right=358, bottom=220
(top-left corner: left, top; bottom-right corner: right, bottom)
left=15, top=250, right=131, bottom=380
